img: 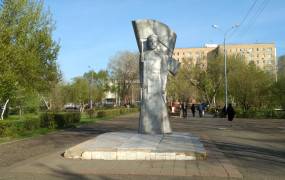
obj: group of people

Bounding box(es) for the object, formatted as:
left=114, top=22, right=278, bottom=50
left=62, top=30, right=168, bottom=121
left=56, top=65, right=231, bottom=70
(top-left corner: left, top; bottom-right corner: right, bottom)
left=179, top=103, right=207, bottom=118
left=190, top=103, right=207, bottom=118
left=178, top=102, right=236, bottom=125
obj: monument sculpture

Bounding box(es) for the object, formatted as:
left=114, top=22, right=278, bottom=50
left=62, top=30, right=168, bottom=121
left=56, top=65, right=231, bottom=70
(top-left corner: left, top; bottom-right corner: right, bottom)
left=64, top=19, right=206, bottom=161
left=132, top=19, right=180, bottom=134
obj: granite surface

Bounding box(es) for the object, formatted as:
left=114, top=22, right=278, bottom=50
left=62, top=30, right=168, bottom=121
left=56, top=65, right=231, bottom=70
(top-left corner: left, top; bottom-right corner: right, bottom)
left=64, top=132, right=207, bottom=160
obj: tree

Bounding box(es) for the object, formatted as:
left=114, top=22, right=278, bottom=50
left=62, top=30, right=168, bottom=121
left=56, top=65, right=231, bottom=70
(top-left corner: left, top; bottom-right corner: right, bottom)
left=83, top=70, right=110, bottom=103
left=108, top=51, right=139, bottom=105
left=278, top=55, right=285, bottom=79
left=167, top=58, right=197, bottom=102
left=0, top=0, right=60, bottom=119
left=272, top=77, right=285, bottom=109
left=189, top=55, right=224, bottom=107
left=227, top=57, right=273, bottom=110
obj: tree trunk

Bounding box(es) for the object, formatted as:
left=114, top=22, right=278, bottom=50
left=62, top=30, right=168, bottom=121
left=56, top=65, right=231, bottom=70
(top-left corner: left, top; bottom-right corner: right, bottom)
left=1, top=99, right=9, bottom=120
left=40, top=96, right=50, bottom=110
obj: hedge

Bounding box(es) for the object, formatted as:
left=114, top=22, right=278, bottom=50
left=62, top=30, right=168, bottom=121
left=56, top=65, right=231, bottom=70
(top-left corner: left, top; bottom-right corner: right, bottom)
left=0, top=112, right=80, bottom=138
left=40, top=112, right=81, bottom=128
left=235, top=109, right=285, bottom=119
left=0, top=109, right=136, bottom=138
left=96, top=108, right=138, bottom=118
left=0, top=116, right=40, bottom=137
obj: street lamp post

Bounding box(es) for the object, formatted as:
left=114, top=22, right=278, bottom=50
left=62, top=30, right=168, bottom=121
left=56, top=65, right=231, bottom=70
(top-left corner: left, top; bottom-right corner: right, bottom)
left=212, top=24, right=239, bottom=109
left=88, top=66, right=94, bottom=109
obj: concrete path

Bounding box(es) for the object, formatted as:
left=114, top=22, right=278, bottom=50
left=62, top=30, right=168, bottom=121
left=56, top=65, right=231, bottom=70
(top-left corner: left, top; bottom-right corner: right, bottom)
left=0, top=113, right=284, bottom=179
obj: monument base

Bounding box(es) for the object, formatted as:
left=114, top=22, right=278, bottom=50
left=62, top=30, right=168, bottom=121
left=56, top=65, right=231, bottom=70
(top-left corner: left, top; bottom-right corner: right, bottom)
left=64, top=132, right=207, bottom=160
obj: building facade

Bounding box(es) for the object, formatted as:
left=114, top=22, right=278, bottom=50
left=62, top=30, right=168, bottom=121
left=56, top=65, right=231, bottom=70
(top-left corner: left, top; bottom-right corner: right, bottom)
left=173, top=43, right=277, bottom=74
left=173, top=44, right=217, bottom=69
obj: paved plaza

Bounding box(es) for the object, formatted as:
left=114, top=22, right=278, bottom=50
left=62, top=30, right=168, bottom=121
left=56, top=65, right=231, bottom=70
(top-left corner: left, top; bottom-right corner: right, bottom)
left=0, top=113, right=284, bottom=179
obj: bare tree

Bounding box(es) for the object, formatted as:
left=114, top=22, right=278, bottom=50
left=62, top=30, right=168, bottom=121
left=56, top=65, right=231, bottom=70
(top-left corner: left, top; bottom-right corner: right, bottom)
left=108, top=51, right=139, bottom=105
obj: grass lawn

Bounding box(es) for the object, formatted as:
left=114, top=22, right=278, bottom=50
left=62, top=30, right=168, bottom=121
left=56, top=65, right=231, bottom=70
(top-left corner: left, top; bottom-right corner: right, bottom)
left=0, top=111, right=137, bottom=144
left=0, top=128, right=56, bottom=144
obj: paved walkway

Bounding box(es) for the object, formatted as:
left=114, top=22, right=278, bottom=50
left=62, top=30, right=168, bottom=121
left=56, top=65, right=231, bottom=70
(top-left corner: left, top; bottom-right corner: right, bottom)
left=0, top=113, right=284, bottom=179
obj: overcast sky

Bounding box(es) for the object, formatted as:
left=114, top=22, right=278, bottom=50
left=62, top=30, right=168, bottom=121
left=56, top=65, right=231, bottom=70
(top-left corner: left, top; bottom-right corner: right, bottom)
left=45, top=0, right=285, bottom=81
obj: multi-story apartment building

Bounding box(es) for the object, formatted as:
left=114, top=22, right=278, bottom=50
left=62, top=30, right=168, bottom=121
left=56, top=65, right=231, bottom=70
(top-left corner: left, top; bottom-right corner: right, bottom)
left=173, top=43, right=277, bottom=73
left=173, top=44, right=217, bottom=69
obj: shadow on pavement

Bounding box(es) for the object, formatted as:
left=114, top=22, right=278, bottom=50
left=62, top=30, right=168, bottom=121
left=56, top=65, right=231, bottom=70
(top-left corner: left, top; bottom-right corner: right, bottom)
left=214, top=141, right=285, bottom=164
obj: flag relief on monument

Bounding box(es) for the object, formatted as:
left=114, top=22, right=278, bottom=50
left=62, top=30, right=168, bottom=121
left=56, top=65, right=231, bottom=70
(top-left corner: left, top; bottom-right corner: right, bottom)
left=132, top=19, right=180, bottom=134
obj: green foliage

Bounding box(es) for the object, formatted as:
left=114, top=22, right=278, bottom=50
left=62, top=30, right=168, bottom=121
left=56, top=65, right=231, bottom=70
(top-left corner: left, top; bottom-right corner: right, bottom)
left=84, top=70, right=110, bottom=102
left=96, top=108, right=138, bottom=118
left=278, top=55, right=285, bottom=79
left=167, top=58, right=197, bottom=101
left=0, top=109, right=137, bottom=138
left=168, top=53, right=277, bottom=113
left=0, top=0, right=60, bottom=116
left=51, top=70, right=111, bottom=111
left=235, top=109, right=285, bottom=119
left=40, top=112, right=81, bottom=129
left=167, top=55, right=224, bottom=106
left=227, top=56, right=273, bottom=110
left=0, top=115, right=40, bottom=137
left=86, top=108, right=96, bottom=118
left=271, top=77, right=285, bottom=109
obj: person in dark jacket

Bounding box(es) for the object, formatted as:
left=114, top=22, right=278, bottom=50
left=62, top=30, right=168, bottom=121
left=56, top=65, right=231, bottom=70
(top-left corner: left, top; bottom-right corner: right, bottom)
left=190, top=104, right=196, bottom=117
left=197, top=104, right=203, bottom=117
left=183, top=102, right=187, bottom=118
left=227, top=103, right=236, bottom=126
left=180, top=102, right=184, bottom=118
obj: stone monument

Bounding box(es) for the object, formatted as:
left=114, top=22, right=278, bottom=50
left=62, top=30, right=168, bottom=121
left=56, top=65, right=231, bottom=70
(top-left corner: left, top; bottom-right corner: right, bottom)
left=64, top=19, right=206, bottom=161
left=132, top=19, right=180, bottom=134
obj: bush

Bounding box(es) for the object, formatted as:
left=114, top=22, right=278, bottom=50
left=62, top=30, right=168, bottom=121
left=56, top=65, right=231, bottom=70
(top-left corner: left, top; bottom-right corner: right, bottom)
left=0, top=116, right=40, bottom=137
left=40, top=112, right=81, bottom=129
left=0, top=108, right=136, bottom=138
left=23, top=116, right=41, bottom=130
left=236, top=108, right=285, bottom=119
left=96, top=108, right=138, bottom=118
left=96, top=111, right=107, bottom=118
left=86, top=109, right=96, bottom=118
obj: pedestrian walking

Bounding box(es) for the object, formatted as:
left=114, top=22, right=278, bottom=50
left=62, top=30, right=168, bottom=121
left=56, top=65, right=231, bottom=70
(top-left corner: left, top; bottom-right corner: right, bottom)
left=227, top=103, right=236, bottom=127
left=180, top=102, right=184, bottom=118
left=191, top=104, right=196, bottom=117
left=201, top=103, right=207, bottom=117
left=221, top=105, right=227, bottom=118
left=198, top=104, right=203, bottom=117
left=183, top=102, right=187, bottom=118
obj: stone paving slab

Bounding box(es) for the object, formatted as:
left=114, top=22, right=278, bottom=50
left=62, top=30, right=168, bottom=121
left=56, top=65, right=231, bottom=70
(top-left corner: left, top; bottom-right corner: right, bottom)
left=64, top=131, right=207, bottom=160
left=3, top=147, right=242, bottom=179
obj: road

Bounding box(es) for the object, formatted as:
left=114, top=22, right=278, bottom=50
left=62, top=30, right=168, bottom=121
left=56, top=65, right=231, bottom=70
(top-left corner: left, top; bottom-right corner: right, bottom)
left=0, top=113, right=284, bottom=179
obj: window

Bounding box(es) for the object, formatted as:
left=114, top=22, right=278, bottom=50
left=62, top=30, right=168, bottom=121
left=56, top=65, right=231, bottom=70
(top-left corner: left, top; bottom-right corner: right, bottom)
left=257, top=48, right=259, bottom=51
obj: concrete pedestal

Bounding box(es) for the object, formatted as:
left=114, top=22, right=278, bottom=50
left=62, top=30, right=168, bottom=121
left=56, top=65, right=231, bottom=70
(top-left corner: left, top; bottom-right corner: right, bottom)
left=64, top=132, right=207, bottom=160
